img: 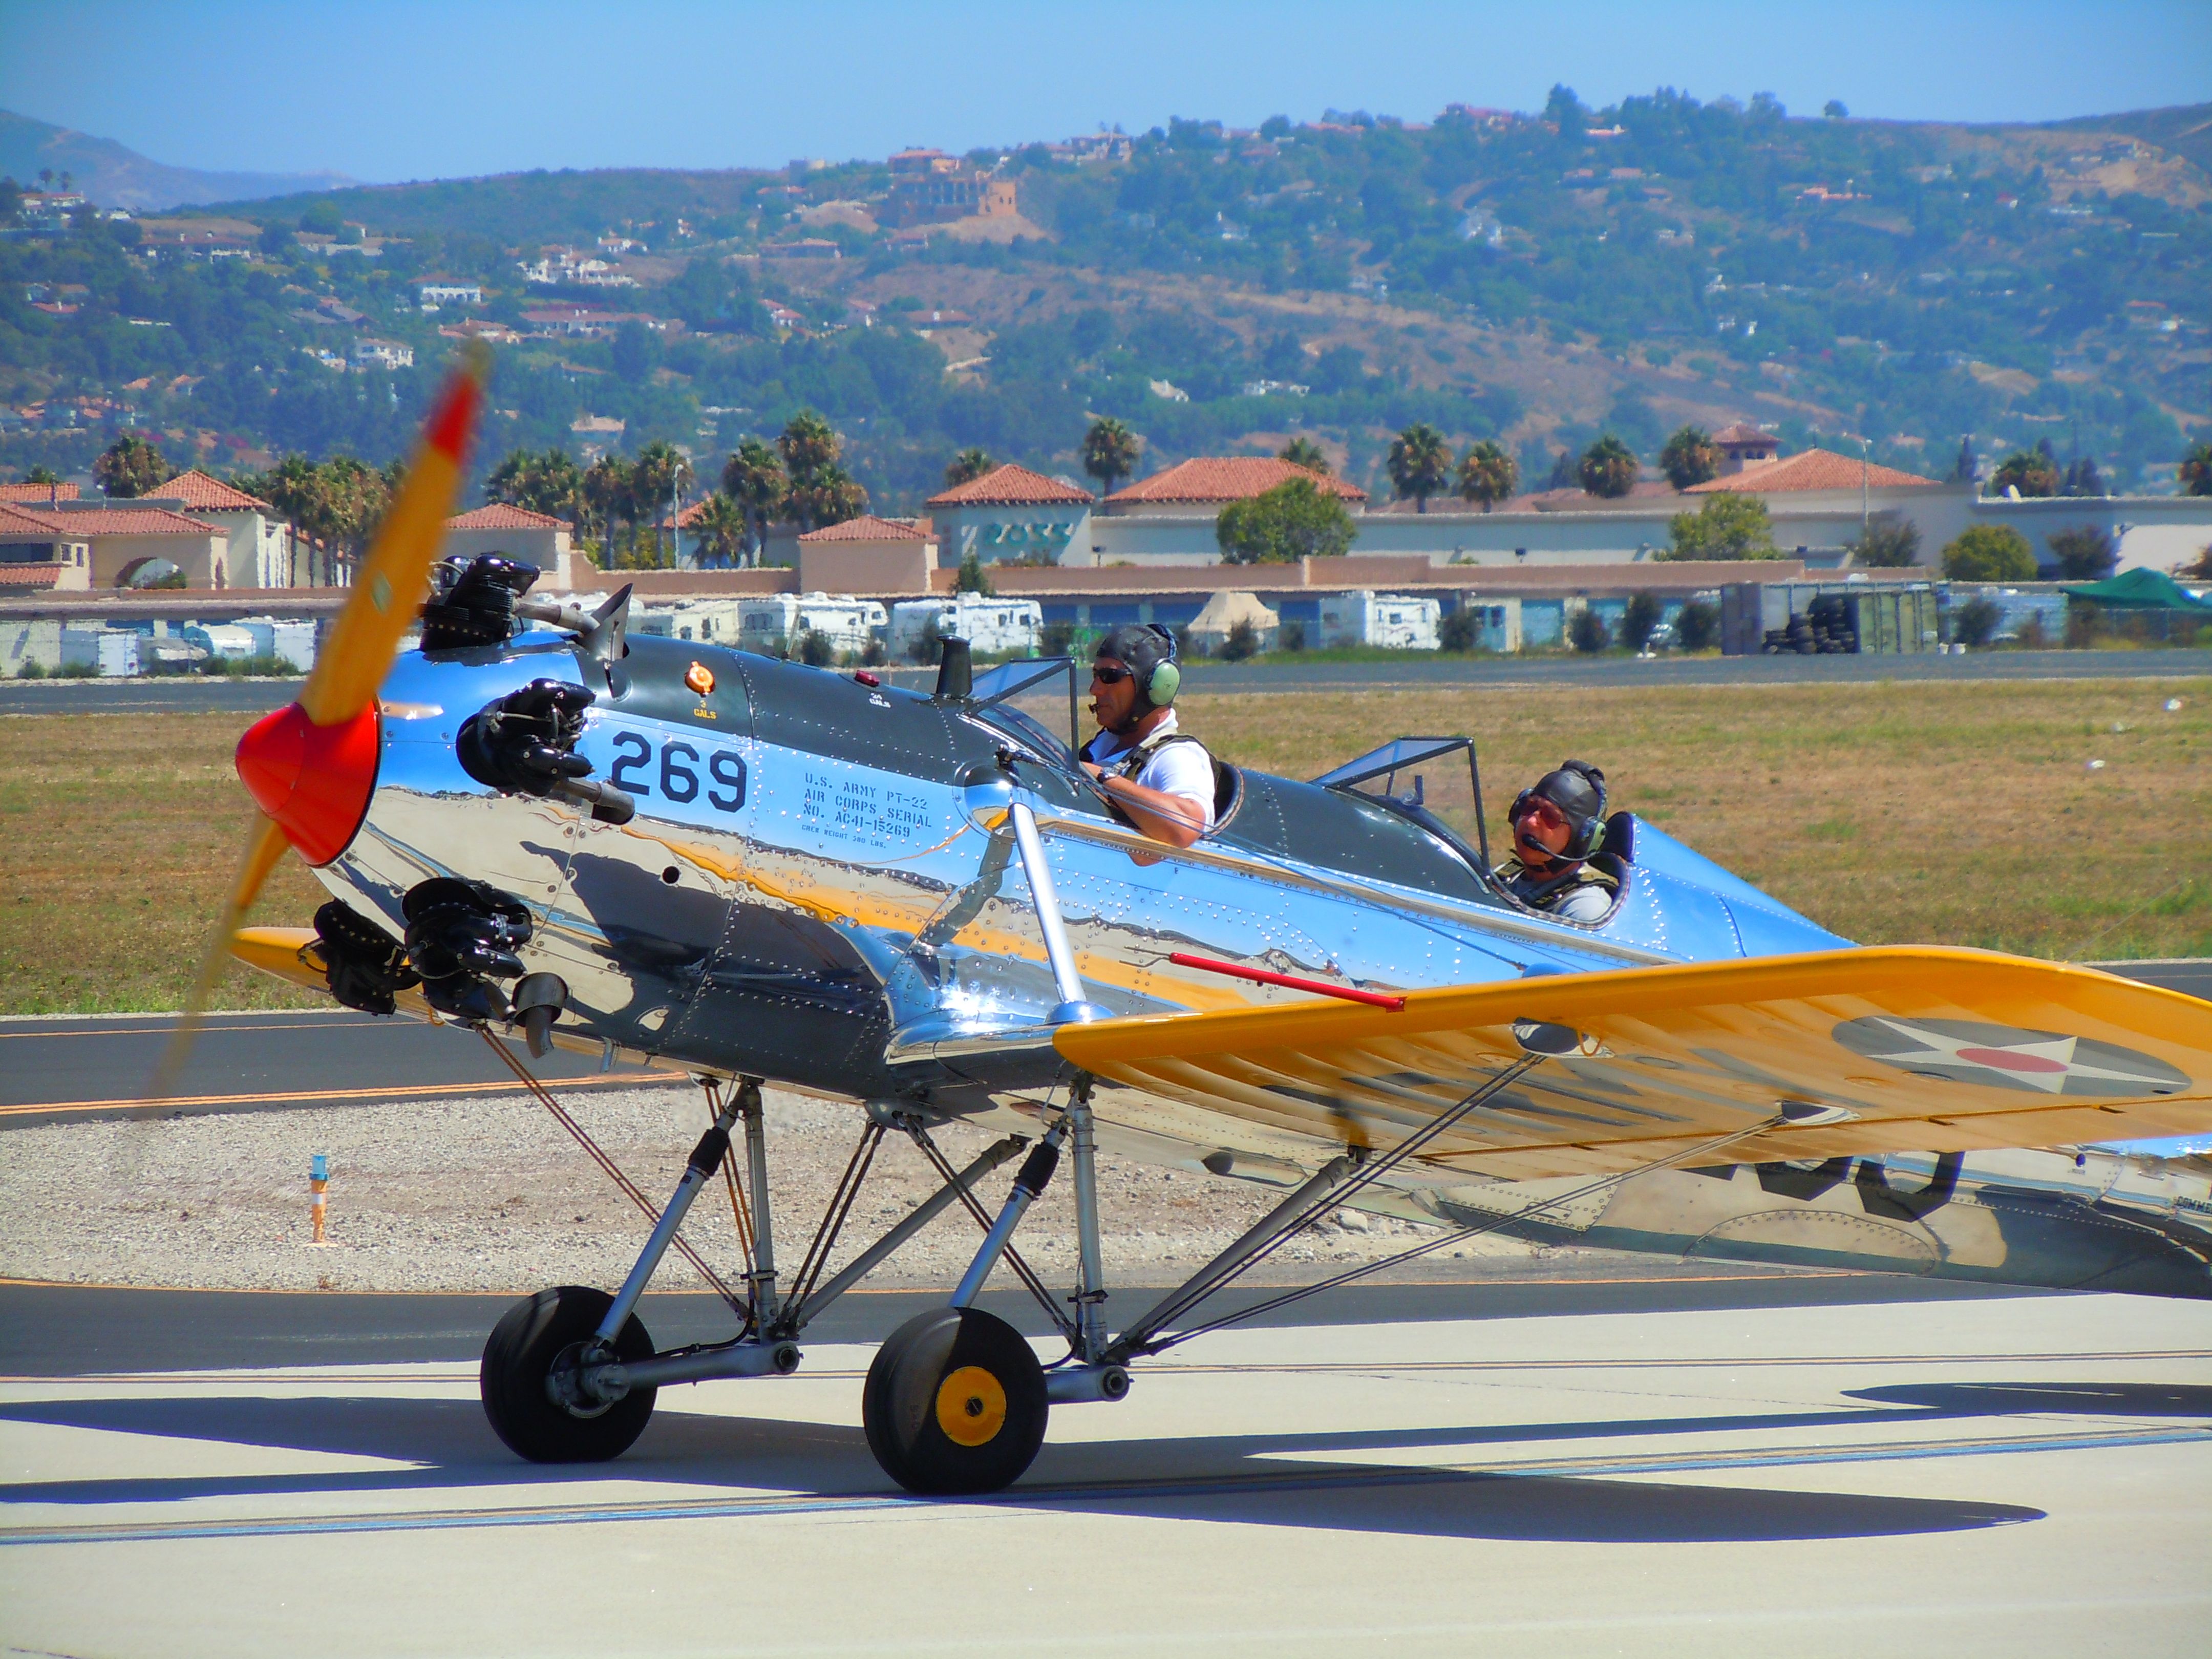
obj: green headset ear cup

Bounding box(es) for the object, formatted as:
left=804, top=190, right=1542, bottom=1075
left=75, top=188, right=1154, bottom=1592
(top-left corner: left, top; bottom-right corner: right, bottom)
left=1147, top=660, right=1180, bottom=707
left=1585, top=818, right=1605, bottom=856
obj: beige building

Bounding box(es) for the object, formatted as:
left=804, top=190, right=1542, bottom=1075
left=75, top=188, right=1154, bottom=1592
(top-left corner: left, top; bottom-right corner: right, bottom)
left=1, top=501, right=229, bottom=586
left=796, top=515, right=937, bottom=594
left=141, top=471, right=302, bottom=587
left=0, top=504, right=91, bottom=592
left=442, top=504, right=580, bottom=590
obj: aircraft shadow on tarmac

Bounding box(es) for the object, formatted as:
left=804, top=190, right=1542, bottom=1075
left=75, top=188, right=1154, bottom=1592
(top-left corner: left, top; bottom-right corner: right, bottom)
left=24, top=1380, right=2199, bottom=1541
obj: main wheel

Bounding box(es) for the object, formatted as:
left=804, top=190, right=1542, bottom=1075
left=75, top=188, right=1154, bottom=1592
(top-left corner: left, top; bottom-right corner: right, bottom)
left=480, top=1285, right=656, bottom=1463
left=863, top=1307, right=1048, bottom=1495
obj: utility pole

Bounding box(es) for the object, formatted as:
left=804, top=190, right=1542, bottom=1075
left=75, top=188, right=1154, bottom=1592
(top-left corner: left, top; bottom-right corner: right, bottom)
left=1858, top=435, right=1870, bottom=546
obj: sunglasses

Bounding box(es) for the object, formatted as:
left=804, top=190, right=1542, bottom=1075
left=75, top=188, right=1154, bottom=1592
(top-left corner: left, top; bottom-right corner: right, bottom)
left=1091, top=664, right=1133, bottom=685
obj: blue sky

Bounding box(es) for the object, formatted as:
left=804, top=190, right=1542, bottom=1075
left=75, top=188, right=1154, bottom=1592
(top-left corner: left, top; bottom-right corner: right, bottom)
left=3, top=1, right=2208, bottom=183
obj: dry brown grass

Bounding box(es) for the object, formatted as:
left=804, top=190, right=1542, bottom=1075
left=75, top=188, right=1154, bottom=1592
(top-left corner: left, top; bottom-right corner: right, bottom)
left=3, top=678, right=2205, bottom=1014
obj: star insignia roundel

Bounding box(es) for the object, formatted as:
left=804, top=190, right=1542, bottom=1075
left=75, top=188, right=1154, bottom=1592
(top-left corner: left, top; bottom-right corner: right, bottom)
left=1832, top=1017, right=2188, bottom=1097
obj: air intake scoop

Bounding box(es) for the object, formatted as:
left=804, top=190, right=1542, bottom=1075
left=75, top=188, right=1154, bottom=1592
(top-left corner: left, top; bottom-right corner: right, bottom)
left=236, top=701, right=381, bottom=866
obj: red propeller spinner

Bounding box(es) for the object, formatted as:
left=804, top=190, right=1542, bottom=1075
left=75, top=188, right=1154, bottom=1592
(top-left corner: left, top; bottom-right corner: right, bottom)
left=235, top=701, right=381, bottom=866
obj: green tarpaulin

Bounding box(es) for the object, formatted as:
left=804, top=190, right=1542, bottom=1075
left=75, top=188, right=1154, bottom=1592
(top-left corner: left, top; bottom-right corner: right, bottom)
left=2061, top=567, right=2212, bottom=611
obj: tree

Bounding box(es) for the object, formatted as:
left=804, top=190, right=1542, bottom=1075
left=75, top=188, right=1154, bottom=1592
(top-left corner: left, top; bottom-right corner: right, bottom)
left=722, top=439, right=788, bottom=565
left=778, top=412, right=866, bottom=531
left=1080, top=417, right=1140, bottom=499
left=1675, top=598, right=1719, bottom=651
left=2175, top=543, right=2212, bottom=580
left=1847, top=517, right=1922, bottom=568
left=1988, top=450, right=2058, bottom=498
left=1657, top=426, right=1721, bottom=490
left=1437, top=607, right=1478, bottom=652
left=1942, top=524, right=2036, bottom=582
left=1952, top=435, right=1977, bottom=482
left=2062, top=455, right=2107, bottom=496
left=487, top=448, right=583, bottom=522
left=1579, top=433, right=1639, bottom=499
left=93, top=435, right=170, bottom=498
left=1215, top=477, right=1358, bottom=564
left=1387, top=423, right=1451, bottom=513
left=1456, top=440, right=1518, bottom=511
left=1823, top=99, right=1848, bottom=119
left=944, top=448, right=993, bottom=489
left=22, top=464, right=59, bottom=485
left=631, top=440, right=693, bottom=565
left=1569, top=607, right=1609, bottom=653
left=1665, top=493, right=1778, bottom=560
left=1622, top=591, right=1662, bottom=651
left=955, top=550, right=995, bottom=594
left=2180, top=441, right=2212, bottom=498
left=582, top=455, right=634, bottom=563
left=1279, top=436, right=1329, bottom=474
left=1951, top=596, right=2002, bottom=647
left=2048, top=524, right=2118, bottom=581
left=688, top=493, right=749, bottom=567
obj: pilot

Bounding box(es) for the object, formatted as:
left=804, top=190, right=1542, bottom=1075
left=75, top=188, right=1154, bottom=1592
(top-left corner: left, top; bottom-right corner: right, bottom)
left=1079, top=623, right=1215, bottom=849
left=1495, top=759, right=1617, bottom=922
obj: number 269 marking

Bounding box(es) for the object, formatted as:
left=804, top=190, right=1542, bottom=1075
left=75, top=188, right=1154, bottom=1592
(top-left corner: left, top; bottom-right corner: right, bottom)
left=608, top=731, right=746, bottom=812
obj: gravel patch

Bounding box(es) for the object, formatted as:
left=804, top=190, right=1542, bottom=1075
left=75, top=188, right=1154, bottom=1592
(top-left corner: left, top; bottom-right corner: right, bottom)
left=0, top=1086, right=1546, bottom=1295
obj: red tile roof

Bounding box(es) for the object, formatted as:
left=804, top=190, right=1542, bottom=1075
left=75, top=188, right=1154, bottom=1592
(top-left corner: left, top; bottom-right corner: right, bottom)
left=0, top=482, right=79, bottom=503
left=926, top=463, right=1094, bottom=507
left=153, top=470, right=273, bottom=512
left=0, top=565, right=64, bottom=588
left=0, top=502, right=223, bottom=536
left=1106, top=457, right=1367, bottom=505
left=798, top=514, right=927, bottom=543
left=1687, top=448, right=1938, bottom=495
left=446, top=503, right=571, bottom=530
left=1493, top=480, right=1682, bottom=513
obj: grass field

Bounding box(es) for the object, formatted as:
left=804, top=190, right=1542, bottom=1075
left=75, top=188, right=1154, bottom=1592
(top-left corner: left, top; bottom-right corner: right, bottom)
left=2, top=676, right=2206, bottom=1015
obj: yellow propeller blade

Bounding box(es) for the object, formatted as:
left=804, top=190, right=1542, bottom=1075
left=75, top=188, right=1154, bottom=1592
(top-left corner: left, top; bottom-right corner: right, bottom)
left=152, top=812, right=293, bottom=1099
left=300, top=341, right=489, bottom=727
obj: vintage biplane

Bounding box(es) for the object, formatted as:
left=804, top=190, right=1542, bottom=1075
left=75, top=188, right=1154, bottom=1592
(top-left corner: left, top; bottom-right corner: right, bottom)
left=185, top=352, right=2212, bottom=1495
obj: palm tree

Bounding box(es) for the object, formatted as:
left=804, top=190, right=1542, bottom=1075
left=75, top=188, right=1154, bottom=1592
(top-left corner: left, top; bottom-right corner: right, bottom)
left=582, top=455, right=633, bottom=565
left=2182, top=440, right=2212, bottom=499
left=92, top=434, right=171, bottom=498
left=1387, top=423, right=1451, bottom=513
left=1456, top=440, right=1518, bottom=511
left=1657, top=426, right=1721, bottom=490
left=1279, top=436, right=1330, bottom=475
left=944, top=448, right=993, bottom=489
left=1579, top=434, right=1639, bottom=499
left=631, top=440, right=693, bottom=565
left=722, top=439, right=788, bottom=566
left=777, top=411, right=841, bottom=482
left=776, top=412, right=866, bottom=532
left=688, top=493, right=749, bottom=567
left=1081, top=417, right=1140, bottom=500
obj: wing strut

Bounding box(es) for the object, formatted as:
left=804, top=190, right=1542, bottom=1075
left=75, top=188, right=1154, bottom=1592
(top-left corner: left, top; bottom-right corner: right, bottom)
left=1105, top=1070, right=1788, bottom=1363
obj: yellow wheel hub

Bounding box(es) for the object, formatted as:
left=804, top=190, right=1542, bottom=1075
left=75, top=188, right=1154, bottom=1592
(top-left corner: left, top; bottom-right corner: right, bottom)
left=934, top=1365, right=1008, bottom=1447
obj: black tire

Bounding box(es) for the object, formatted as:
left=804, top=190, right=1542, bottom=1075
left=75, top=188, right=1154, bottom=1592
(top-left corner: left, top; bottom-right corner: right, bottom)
left=862, top=1307, right=1048, bottom=1496
left=480, top=1285, right=656, bottom=1463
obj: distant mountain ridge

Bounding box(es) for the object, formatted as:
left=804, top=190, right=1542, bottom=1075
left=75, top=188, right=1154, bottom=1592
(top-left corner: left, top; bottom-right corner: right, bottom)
left=0, top=110, right=354, bottom=211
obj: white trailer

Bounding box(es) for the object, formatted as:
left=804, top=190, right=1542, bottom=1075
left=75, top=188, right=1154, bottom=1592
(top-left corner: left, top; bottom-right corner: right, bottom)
left=1318, top=590, right=1441, bottom=650
left=60, top=627, right=140, bottom=677
left=733, top=594, right=888, bottom=657
left=2, top=619, right=62, bottom=677
left=180, top=624, right=260, bottom=663
left=888, top=596, right=1043, bottom=661
left=636, top=601, right=749, bottom=647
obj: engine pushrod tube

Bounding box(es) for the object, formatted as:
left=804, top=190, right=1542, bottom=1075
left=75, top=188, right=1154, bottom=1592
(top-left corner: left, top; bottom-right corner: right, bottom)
left=792, top=1136, right=1028, bottom=1329
left=596, top=1104, right=740, bottom=1344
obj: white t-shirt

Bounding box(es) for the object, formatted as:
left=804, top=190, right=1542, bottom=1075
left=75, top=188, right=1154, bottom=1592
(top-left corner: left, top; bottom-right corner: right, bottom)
left=1083, top=710, right=1216, bottom=831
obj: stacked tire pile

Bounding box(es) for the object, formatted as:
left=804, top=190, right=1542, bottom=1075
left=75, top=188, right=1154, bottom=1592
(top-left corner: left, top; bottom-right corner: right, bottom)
left=1762, top=595, right=1860, bottom=654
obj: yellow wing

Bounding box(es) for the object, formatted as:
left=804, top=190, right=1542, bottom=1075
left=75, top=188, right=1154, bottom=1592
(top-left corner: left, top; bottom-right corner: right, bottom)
left=1052, top=947, right=2212, bottom=1180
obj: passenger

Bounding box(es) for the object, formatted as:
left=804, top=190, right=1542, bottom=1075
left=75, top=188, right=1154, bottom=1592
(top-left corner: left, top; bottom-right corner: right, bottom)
left=1495, top=760, right=1617, bottom=922
left=1079, top=624, right=1214, bottom=849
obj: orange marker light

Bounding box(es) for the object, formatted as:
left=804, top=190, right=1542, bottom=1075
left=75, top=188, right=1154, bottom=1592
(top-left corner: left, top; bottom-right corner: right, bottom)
left=685, top=662, right=715, bottom=697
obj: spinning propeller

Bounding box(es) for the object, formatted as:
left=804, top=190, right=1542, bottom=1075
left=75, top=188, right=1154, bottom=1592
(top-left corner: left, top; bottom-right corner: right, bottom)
left=153, top=345, right=488, bottom=1095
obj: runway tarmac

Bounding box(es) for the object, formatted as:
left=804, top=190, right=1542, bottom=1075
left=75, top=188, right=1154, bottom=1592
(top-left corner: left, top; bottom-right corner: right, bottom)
left=2, top=1278, right=2205, bottom=1656
left=4, top=646, right=2206, bottom=715
left=0, top=1010, right=685, bottom=1126
left=7, top=956, right=2200, bottom=1128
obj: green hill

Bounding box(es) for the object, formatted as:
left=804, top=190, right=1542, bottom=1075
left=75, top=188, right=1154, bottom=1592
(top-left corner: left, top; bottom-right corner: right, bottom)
left=3, top=90, right=2205, bottom=512
left=0, top=109, right=352, bottom=213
